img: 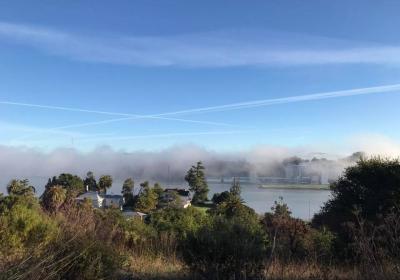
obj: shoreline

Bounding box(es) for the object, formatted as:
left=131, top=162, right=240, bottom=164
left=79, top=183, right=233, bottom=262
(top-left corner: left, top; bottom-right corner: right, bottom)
left=258, top=184, right=330, bottom=190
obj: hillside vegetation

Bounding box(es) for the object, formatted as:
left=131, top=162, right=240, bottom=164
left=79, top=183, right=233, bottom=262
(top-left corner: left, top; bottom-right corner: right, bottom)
left=0, top=158, right=399, bottom=280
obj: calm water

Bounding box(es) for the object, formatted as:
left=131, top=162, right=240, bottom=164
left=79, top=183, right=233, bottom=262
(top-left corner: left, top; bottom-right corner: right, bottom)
left=207, top=183, right=331, bottom=220
left=0, top=177, right=331, bottom=220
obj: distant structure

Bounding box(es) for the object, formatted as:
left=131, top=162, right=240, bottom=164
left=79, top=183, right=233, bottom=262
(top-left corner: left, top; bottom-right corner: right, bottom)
left=75, top=186, right=124, bottom=210
left=122, top=210, right=147, bottom=220
left=208, top=162, right=325, bottom=185
left=75, top=191, right=104, bottom=208
left=159, top=188, right=192, bottom=208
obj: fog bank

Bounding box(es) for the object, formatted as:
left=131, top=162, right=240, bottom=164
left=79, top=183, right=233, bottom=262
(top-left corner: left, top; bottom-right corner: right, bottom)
left=1, top=142, right=385, bottom=194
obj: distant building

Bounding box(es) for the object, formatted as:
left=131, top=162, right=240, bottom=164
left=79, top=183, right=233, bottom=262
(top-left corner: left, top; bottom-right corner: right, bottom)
left=103, top=194, right=124, bottom=210
left=160, top=188, right=192, bottom=208
left=75, top=191, right=104, bottom=208
left=76, top=191, right=124, bottom=210
left=284, top=163, right=306, bottom=181
left=122, top=210, right=147, bottom=220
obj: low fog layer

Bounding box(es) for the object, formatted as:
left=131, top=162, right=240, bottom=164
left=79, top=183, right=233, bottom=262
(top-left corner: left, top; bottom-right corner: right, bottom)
left=0, top=144, right=373, bottom=194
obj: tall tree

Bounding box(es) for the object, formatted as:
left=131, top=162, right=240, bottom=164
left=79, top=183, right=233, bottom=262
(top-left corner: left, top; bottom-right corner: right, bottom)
left=185, top=161, right=209, bottom=203
left=41, top=185, right=67, bottom=213
left=57, top=173, right=84, bottom=195
left=98, top=175, right=113, bottom=194
left=122, top=178, right=135, bottom=208
left=83, top=171, right=97, bottom=192
left=313, top=157, right=400, bottom=240
left=44, top=173, right=84, bottom=197
left=7, top=179, right=36, bottom=196
left=135, top=181, right=158, bottom=213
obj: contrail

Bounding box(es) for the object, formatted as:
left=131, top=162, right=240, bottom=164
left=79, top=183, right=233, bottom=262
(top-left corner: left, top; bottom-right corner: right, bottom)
left=9, top=116, right=237, bottom=143
left=152, top=83, right=400, bottom=117
left=76, top=130, right=252, bottom=142
left=46, top=83, right=400, bottom=129
left=3, top=83, right=400, bottom=136
left=0, top=101, right=235, bottom=127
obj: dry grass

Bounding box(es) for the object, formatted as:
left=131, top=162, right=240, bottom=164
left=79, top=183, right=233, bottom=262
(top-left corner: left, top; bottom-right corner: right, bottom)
left=265, top=261, right=358, bottom=280
left=127, top=254, right=188, bottom=280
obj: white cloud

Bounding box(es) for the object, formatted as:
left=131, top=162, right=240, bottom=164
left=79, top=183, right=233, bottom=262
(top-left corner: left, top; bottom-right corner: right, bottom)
left=349, top=134, right=400, bottom=158
left=1, top=21, right=400, bottom=67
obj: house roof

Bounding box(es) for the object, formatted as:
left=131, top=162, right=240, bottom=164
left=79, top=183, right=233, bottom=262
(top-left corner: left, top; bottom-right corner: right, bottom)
left=122, top=211, right=147, bottom=217
left=164, top=188, right=190, bottom=197
left=76, top=191, right=102, bottom=201
left=103, top=194, right=123, bottom=199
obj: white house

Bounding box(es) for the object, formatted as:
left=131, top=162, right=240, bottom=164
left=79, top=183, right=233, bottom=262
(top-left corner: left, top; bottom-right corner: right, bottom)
left=75, top=191, right=104, bottom=208
left=122, top=210, right=147, bottom=220
left=75, top=189, right=124, bottom=210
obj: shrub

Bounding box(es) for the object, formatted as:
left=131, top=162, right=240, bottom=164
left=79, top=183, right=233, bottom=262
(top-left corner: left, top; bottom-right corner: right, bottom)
left=313, top=157, right=400, bottom=257
left=149, top=206, right=208, bottom=239
left=182, top=215, right=268, bottom=279
left=0, top=195, right=58, bottom=271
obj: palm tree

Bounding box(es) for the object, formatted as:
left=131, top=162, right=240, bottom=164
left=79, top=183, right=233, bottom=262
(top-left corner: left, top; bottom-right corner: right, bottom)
left=7, top=179, right=36, bottom=196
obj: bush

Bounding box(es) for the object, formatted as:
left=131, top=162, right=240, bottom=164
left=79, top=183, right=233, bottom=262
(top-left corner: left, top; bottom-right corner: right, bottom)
left=313, top=157, right=400, bottom=257
left=1, top=200, right=124, bottom=280
left=0, top=195, right=58, bottom=269
left=183, top=215, right=268, bottom=279
left=149, top=206, right=208, bottom=239
left=263, top=198, right=335, bottom=263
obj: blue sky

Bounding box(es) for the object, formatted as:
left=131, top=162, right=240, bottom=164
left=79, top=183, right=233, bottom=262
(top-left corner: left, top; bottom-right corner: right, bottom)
left=1, top=0, right=400, bottom=154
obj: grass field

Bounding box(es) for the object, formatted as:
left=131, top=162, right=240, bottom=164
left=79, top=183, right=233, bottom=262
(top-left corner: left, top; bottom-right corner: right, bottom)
left=259, top=184, right=330, bottom=190
left=192, top=203, right=213, bottom=213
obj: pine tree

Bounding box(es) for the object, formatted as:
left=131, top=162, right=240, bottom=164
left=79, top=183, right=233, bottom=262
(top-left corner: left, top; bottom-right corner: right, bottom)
left=185, top=161, right=209, bottom=203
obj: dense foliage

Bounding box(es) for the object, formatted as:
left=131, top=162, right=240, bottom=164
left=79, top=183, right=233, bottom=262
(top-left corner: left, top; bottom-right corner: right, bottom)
left=185, top=161, right=209, bottom=203
left=0, top=158, right=399, bottom=279
left=313, top=157, right=400, bottom=259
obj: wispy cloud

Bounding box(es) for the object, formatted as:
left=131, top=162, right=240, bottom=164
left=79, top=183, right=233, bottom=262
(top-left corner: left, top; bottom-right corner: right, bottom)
left=76, top=130, right=252, bottom=143
left=3, top=83, right=400, bottom=143
left=155, top=83, right=400, bottom=116
left=1, top=21, right=400, bottom=67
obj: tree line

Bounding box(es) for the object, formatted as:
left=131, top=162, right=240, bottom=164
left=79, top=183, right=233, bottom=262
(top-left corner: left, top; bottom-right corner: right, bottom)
left=0, top=158, right=400, bottom=279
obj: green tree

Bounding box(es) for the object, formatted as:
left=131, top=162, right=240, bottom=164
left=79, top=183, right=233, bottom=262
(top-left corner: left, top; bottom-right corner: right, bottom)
left=185, top=161, right=209, bottom=203
left=0, top=194, right=58, bottom=263
left=121, top=178, right=135, bottom=208
left=149, top=207, right=208, bottom=239
left=135, top=181, right=158, bottom=213
left=212, top=178, right=243, bottom=205
left=44, top=174, right=84, bottom=197
left=264, top=198, right=307, bottom=260
left=83, top=171, right=97, bottom=192
left=313, top=157, right=400, bottom=233
left=7, top=179, right=36, bottom=197
left=212, top=191, right=231, bottom=205
left=211, top=193, right=255, bottom=223
left=41, top=185, right=67, bottom=213
left=98, top=175, right=113, bottom=194
left=153, top=182, right=164, bottom=196
left=57, top=173, right=84, bottom=196
left=312, top=157, right=400, bottom=257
